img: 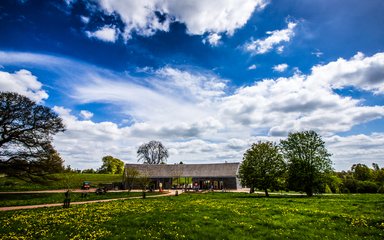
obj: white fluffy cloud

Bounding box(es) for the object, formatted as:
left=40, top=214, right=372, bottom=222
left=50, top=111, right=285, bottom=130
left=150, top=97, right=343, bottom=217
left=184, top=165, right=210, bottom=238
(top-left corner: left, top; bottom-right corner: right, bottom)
left=89, top=0, right=267, bottom=40
left=0, top=69, right=48, bottom=102
left=86, top=26, right=118, bottom=42
left=325, top=133, right=384, bottom=170
left=80, top=110, right=94, bottom=119
left=202, top=33, right=222, bottom=46
left=310, top=52, right=384, bottom=94
left=273, top=63, right=288, bottom=72
left=248, top=64, right=257, bottom=70
left=2, top=51, right=384, bottom=170
left=244, top=22, right=297, bottom=54
left=220, top=75, right=384, bottom=137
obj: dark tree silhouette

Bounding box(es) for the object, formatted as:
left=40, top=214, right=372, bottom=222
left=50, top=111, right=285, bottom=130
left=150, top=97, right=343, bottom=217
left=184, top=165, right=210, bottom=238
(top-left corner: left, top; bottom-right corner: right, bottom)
left=137, top=140, right=168, bottom=164
left=0, top=92, right=65, bottom=182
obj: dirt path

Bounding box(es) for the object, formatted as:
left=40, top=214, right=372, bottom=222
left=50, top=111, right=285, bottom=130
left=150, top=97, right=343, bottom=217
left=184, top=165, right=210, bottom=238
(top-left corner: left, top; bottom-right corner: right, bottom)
left=0, top=190, right=178, bottom=211
left=0, top=189, right=147, bottom=194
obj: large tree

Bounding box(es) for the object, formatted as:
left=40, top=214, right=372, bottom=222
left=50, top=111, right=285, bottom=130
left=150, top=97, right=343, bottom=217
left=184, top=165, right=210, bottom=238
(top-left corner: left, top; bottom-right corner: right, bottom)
left=239, top=141, right=286, bottom=197
left=351, top=163, right=372, bottom=181
left=137, top=140, right=168, bottom=164
left=98, top=155, right=124, bottom=174
left=0, top=92, right=65, bottom=181
left=280, top=130, right=332, bottom=196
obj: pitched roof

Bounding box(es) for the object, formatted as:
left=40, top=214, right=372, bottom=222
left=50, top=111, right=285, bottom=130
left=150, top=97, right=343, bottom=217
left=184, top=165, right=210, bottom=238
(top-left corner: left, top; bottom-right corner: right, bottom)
left=125, top=163, right=240, bottom=178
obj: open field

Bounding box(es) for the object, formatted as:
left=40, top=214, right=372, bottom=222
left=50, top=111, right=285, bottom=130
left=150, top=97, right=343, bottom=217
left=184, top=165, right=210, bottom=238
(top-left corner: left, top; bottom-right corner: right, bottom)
left=0, top=191, right=164, bottom=207
left=0, top=173, right=123, bottom=191
left=1, top=193, right=383, bottom=239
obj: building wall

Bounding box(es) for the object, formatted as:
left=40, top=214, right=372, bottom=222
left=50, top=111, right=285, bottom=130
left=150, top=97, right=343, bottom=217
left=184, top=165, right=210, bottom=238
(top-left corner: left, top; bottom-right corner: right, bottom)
left=123, top=163, right=241, bottom=190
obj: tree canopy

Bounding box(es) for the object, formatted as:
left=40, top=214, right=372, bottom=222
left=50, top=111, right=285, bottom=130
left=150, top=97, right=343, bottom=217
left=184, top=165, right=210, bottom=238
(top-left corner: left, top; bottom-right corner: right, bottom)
left=239, top=141, right=286, bottom=196
left=280, top=130, right=332, bottom=196
left=0, top=92, right=65, bottom=181
left=98, top=155, right=124, bottom=174
left=137, top=140, right=168, bottom=164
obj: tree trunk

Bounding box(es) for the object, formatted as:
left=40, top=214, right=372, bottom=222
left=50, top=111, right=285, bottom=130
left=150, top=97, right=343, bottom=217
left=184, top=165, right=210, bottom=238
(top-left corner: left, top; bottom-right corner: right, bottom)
left=305, top=186, right=313, bottom=197
left=264, top=189, right=269, bottom=197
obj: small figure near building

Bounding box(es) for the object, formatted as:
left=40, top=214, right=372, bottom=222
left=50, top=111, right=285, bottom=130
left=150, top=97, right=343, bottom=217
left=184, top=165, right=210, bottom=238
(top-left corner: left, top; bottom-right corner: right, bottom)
left=63, top=190, right=71, bottom=208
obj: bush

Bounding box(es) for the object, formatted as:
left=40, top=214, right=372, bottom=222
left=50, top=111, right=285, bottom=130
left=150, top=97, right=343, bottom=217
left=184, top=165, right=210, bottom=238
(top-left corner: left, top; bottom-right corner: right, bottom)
left=377, top=185, right=384, bottom=193
left=324, top=184, right=333, bottom=194
left=356, top=181, right=379, bottom=193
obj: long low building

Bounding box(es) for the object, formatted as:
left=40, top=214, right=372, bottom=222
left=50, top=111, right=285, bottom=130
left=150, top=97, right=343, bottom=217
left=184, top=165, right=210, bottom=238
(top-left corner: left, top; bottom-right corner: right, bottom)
left=123, top=162, right=241, bottom=190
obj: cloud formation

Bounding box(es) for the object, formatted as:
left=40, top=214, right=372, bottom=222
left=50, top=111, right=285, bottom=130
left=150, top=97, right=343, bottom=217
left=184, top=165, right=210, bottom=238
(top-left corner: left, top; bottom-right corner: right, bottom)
left=86, top=26, right=118, bottom=42
left=273, top=63, right=288, bottom=72
left=80, top=110, right=94, bottom=119
left=202, top=33, right=221, bottom=46
left=0, top=69, right=48, bottom=102
left=244, top=22, right=297, bottom=54
left=1, top=50, right=384, bottom=170
left=248, top=64, right=257, bottom=70
left=310, top=52, right=384, bottom=94
left=84, top=0, right=267, bottom=41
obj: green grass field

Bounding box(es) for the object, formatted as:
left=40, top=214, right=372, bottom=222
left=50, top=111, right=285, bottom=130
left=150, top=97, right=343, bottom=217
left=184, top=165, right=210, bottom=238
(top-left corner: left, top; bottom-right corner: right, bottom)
left=0, top=191, right=163, bottom=207
left=1, top=193, right=383, bottom=239
left=0, top=173, right=123, bottom=191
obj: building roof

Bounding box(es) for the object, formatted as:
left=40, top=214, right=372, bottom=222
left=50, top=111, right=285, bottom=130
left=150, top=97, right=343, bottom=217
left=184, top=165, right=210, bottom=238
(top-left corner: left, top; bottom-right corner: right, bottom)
left=125, top=163, right=240, bottom=178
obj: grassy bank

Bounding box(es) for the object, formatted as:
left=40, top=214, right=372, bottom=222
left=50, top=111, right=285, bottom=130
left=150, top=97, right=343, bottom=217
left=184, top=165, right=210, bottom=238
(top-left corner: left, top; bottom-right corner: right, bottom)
left=0, top=191, right=164, bottom=207
left=0, top=173, right=123, bottom=191
left=0, top=193, right=383, bottom=239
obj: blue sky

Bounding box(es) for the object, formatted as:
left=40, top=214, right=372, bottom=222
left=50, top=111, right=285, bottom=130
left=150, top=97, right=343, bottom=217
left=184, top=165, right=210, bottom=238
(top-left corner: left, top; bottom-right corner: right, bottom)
left=1, top=0, right=384, bottom=170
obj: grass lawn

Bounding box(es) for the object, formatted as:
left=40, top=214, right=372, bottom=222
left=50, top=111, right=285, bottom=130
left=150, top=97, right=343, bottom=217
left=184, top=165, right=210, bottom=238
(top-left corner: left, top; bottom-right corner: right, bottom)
left=0, top=191, right=164, bottom=207
left=0, top=173, right=123, bottom=191
left=0, top=193, right=383, bottom=239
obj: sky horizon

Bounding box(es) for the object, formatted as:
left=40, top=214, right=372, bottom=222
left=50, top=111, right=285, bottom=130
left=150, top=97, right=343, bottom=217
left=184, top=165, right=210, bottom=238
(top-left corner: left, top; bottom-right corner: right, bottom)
left=1, top=0, right=384, bottom=171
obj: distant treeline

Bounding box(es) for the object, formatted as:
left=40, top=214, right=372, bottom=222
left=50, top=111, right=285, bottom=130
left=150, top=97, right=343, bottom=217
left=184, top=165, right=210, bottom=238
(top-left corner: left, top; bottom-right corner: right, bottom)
left=332, top=163, right=384, bottom=193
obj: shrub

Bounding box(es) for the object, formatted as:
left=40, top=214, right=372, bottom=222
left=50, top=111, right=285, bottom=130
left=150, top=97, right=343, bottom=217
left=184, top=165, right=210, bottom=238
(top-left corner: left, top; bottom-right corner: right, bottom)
left=356, top=181, right=379, bottom=193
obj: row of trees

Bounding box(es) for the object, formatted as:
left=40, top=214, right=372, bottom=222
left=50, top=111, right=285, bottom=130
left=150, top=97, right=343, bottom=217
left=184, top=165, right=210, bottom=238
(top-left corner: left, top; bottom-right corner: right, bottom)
left=335, top=163, right=384, bottom=193
left=239, top=131, right=384, bottom=196
left=239, top=131, right=332, bottom=197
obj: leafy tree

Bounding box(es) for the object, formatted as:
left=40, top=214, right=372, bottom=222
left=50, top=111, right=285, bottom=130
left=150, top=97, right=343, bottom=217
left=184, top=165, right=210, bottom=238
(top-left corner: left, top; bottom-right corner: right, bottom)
left=137, top=140, right=168, bottom=164
left=98, top=156, right=124, bottom=174
left=280, top=130, right=332, bottom=196
left=323, top=173, right=342, bottom=193
left=239, top=141, right=286, bottom=197
left=0, top=92, right=65, bottom=181
left=351, top=163, right=372, bottom=181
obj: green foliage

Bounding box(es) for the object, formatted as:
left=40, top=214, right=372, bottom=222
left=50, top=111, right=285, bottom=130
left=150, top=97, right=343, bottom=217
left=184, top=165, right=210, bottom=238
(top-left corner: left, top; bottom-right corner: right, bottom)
left=1, top=193, right=383, bottom=239
left=324, top=173, right=342, bottom=193
left=280, top=130, right=333, bottom=196
left=98, top=156, right=124, bottom=174
left=0, top=92, right=65, bottom=182
left=81, top=168, right=96, bottom=174
left=324, top=184, right=332, bottom=194
left=239, top=141, right=286, bottom=196
left=137, top=140, right=168, bottom=164
left=0, top=173, right=122, bottom=191
left=352, top=164, right=372, bottom=181
left=337, top=163, right=384, bottom=193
